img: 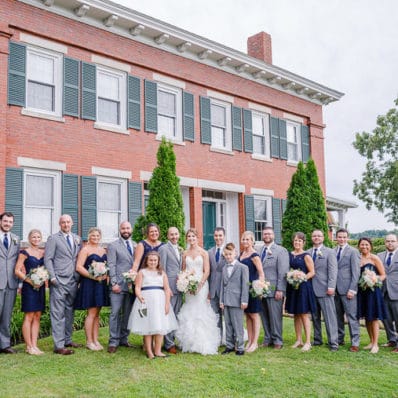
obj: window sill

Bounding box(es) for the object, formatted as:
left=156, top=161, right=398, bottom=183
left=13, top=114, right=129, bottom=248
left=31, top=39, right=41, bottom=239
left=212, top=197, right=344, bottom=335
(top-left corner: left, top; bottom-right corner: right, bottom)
left=287, top=160, right=300, bottom=167
left=21, top=108, right=65, bottom=123
left=156, top=135, right=186, bottom=146
left=251, top=154, right=272, bottom=162
left=94, top=122, right=129, bottom=135
left=210, top=147, right=234, bottom=156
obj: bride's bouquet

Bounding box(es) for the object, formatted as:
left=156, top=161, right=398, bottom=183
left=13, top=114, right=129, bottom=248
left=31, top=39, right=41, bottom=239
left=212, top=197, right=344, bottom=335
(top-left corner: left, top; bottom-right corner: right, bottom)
left=88, top=260, right=108, bottom=282
left=286, top=268, right=307, bottom=290
left=177, top=269, right=201, bottom=301
left=250, top=279, right=272, bottom=298
left=359, top=268, right=382, bottom=291
left=27, top=266, right=50, bottom=291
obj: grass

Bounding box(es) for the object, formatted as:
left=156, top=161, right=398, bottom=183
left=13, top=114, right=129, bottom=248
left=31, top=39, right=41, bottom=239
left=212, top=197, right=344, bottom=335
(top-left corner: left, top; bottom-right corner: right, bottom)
left=1, top=318, right=398, bottom=398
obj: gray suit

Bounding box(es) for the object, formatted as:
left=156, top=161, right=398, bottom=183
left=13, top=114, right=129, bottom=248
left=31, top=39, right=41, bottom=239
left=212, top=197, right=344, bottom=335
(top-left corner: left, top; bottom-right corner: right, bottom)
left=0, top=233, right=20, bottom=349
left=257, top=243, right=289, bottom=346
left=219, top=261, right=249, bottom=351
left=208, top=246, right=227, bottom=331
left=108, top=238, right=135, bottom=347
left=309, top=246, right=339, bottom=349
left=159, top=242, right=182, bottom=349
left=44, top=231, right=81, bottom=350
left=334, top=245, right=361, bottom=347
left=378, top=250, right=398, bottom=347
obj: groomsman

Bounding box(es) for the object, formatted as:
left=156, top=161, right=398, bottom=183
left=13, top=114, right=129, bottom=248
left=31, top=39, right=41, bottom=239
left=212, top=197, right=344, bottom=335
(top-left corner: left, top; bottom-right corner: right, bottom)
left=159, top=227, right=183, bottom=354
left=309, top=230, right=339, bottom=351
left=334, top=228, right=361, bottom=352
left=378, top=234, right=398, bottom=352
left=44, top=214, right=82, bottom=355
left=257, top=226, right=289, bottom=349
left=0, top=212, right=20, bottom=354
left=107, top=221, right=135, bottom=353
left=208, top=227, right=227, bottom=334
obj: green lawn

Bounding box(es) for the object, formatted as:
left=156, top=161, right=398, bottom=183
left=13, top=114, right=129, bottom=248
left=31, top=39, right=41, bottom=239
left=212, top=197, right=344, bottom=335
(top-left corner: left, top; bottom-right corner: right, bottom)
left=1, top=318, right=397, bottom=398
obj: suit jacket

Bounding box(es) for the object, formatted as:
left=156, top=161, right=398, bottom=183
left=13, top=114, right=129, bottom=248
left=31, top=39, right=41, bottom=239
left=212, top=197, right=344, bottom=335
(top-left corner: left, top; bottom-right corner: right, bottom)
left=0, top=232, right=20, bottom=289
left=208, top=246, right=227, bottom=299
left=308, top=246, right=338, bottom=298
left=44, top=231, right=81, bottom=286
left=335, top=245, right=360, bottom=295
left=107, top=238, right=135, bottom=292
left=256, top=242, right=289, bottom=296
left=219, top=261, right=249, bottom=308
left=378, top=250, right=398, bottom=300
left=159, top=242, right=182, bottom=295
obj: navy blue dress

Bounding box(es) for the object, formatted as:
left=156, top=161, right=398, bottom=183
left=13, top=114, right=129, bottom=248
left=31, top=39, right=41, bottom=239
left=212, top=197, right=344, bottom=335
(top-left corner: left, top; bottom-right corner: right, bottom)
left=138, top=240, right=164, bottom=269
left=357, top=263, right=387, bottom=321
left=239, top=252, right=262, bottom=314
left=74, top=253, right=110, bottom=310
left=20, top=250, right=46, bottom=313
left=285, top=253, right=316, bottom=314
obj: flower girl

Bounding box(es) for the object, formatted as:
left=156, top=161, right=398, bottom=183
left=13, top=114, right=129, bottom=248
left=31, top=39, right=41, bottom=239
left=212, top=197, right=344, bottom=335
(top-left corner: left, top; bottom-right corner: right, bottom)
left=128, top=251, right=178, bottom=359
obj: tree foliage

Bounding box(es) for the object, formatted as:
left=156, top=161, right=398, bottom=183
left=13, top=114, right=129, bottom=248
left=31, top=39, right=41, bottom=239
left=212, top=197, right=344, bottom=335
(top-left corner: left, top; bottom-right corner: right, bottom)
left=132, top=137, right=185, bottom=245
left=353, top=98, right=398, bottom=225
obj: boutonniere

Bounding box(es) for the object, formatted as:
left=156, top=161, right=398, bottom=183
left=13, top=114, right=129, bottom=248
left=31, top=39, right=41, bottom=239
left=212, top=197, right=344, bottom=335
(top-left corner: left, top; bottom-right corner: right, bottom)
left=12, top=237, right=18, bottom=245
left=74, top=237, right=81, bottom=246
left=317, top=250, right=323, bottom=258
left=267, top=249, right=273, bottom=256
left=178, top=246, right=184, bottom=253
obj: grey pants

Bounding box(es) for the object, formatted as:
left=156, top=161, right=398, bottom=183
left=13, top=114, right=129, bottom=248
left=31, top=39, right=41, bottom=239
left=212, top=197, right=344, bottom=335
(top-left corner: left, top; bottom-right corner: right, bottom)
left=224, top=306, right=244, bottom=351
left=0, top=288, right=17, bottom=349
left=109, top=291, right=134, bottom=346
left=164, top=293, right=182, bottom=349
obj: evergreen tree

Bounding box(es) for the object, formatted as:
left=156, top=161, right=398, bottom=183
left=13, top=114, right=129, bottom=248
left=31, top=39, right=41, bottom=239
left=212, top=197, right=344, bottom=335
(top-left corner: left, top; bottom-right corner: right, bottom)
left=132, top=137, right=185, bottom=245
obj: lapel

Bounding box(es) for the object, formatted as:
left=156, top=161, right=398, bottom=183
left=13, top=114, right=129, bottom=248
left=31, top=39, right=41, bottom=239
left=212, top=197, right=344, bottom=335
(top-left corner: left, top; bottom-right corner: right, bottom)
left=59, top=231, right=73, bottom=254
left=168, top=242, right=180, bottom=263
left=120, top=238, right=133, bottom=260
left=0, top=234, right=7, bottom=256
left=228, top=262, right=238, bottom=279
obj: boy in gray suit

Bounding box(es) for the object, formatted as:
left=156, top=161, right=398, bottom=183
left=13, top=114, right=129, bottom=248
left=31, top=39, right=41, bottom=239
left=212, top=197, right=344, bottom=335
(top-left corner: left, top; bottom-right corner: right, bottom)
left=0, top=212, right=20, bottom=354
left=220, top=243, right=249, bottom=355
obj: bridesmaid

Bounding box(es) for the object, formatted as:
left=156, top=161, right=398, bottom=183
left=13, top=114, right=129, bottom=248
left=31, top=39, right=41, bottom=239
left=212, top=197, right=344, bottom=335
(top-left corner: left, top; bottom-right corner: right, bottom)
left=238, top=231, right=265, bottom=353
left=14, top=229, right=46, bottom=355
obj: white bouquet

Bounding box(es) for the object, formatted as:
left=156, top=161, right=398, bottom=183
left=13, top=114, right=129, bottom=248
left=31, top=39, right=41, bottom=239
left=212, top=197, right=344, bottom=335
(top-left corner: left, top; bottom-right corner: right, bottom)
left=359, top=268, right=382, bottom=291
left=27, top=266, right=49, bottom=291
left=286, top=268, right=307, bottom=290
left=250, top=279, right=272, bottom=298
left=88, top=260, right=109, bottom=282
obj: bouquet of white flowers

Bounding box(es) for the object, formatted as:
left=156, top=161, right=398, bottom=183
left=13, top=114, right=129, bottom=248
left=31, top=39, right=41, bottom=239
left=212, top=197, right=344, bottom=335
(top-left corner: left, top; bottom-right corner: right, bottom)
left=27, top=266, right=49, bottom=291
left=176, top=269, right=201, bottom=302
left=359, top=268, right=382, bottom=291
left=249, top=279, right=272, bottom=298
left=286, top=268, right=307, bottom=290
left=122, top=270, right=137, bottom=293
left=88, top=260, right=108, bottom=282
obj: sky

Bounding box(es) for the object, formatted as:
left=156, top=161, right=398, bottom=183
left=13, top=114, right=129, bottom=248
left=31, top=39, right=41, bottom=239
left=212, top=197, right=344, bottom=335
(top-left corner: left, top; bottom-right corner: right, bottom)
left=113, top=0, right=398, bottom=233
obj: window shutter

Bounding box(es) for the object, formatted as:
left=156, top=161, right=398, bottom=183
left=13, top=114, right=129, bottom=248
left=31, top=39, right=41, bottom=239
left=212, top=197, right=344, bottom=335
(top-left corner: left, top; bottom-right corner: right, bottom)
left=128, top=75, right=141, bottom=130
left=301, top=124, right=310, bottom=162
left=281, top=198, right=287, bottom=214
left=144, top=80, right=157, bottom=133
left=272, top=198, right=282, bottom=244
left=270, top=116, right=280, bottom=158
left=128, top=181, right=142, bottom=227
left=81, top=62, right=96, bottom=120
left=5, top=168, right=23, bottom=238
left=183, top=91, right=195, bottom=141
left=232, top=106, right=243, bottom=151
left=8, top=42, right=26, bottom=107
left=62, top=174, right=79, bottom=234
left=200, top=96, right=211, bottom=144
left=279, top=119, right=288, bottom=160
left=243, top=109, right=253, bottom=153
left=63, top=57, right=80, bottom=117
left=81, top=176, right=97, bottom=240
left=244, top=195, right=255, bottom=232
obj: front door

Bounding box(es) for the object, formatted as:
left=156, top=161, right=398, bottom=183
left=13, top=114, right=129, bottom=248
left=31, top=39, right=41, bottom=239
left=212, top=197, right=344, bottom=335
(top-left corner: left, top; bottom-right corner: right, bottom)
left=202, top=201, right=216, bottom=249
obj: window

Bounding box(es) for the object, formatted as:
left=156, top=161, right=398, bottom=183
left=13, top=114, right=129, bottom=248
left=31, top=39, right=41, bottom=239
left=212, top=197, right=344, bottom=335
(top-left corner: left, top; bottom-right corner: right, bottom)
left=254, top=196, right=272, bottom=242
left=211, top=99, right=231, bottom=150
left=26, top=47, right=62, bottom=115
left=23, top=169, right=61, bottom=241
left=287, top=121, right=301, bottom=162
left=202, top=190, right=227, bottom=229
left=97, top=177, right=127, bottom=241
left=252, top=112, right=270, bottom=157
left=157, top=84, right=182, bottom=140
left=97, top=66, right=126, bottom=128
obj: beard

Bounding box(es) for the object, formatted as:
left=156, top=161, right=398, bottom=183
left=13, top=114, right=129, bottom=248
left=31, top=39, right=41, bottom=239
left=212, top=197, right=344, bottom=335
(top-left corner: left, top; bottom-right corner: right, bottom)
left=121, top=232, right=132, bottom=240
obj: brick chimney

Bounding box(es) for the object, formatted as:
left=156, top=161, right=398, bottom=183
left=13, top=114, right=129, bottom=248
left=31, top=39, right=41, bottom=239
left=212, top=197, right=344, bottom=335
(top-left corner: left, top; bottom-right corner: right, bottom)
left=247, top=31, right=272, bottom=64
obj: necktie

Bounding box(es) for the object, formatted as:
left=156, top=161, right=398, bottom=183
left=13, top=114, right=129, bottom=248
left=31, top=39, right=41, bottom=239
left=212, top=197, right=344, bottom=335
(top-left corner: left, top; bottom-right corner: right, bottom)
left=386, top=252, right=393, bottom=267
left=126, top=240, right=133, bottom=256
left=66, top=235, right=72, bottom=250
left=215, top=247, right=220, bottom=263
left=312, top=248, right=318, bottom=261
left=337, top=247, right=342, bottom=261
left=3, top=234, right=9, bottom=250
left=261, top=246, right=267, bottom=261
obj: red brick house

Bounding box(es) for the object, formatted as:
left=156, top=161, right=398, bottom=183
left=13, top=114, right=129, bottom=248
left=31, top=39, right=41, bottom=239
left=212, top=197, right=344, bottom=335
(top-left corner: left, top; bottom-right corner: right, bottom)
left=1, top=0, right=343, bottom=248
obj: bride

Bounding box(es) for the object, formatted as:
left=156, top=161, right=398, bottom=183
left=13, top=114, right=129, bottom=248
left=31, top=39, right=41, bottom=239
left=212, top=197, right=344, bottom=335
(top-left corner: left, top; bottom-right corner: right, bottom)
left=175, top=228, right=220, bottom=355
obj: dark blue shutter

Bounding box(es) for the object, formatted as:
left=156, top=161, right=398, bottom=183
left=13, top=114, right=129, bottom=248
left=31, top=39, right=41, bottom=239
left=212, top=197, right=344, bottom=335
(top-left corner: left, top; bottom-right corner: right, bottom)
left=232, top=106, right=243, bottom=151
left=279, top=119, right=288, bottom=160
left=270, top=116, right=280, bottom=158
left=244, top=195, right=255, bottom=232
left=62, top=174, right=79, bottom=234
left=81, top=62, right=96, bottom=120
left=281, top=199, right=287, bottom=214
left=200, top=96, right=211, bottom=144
left=243, top=109, right=253, bottom=153
left=128, top=75, right=141, bottom=130
left=144, top=80, right=157, bottom=133
left=128, top=181, right=142, bottom=227
left=183, top=91, right=195, bottom=141
left=63, top=57, right=80, bottom=117
left=5, top=168, right=23, bottom=238
left=8, top=42, right=26, bottom=107
left=301, top=124, right=310, bottom=162
left=272, top=198, right=282, bottom=244
left=81, top=176, right=97, bottom=240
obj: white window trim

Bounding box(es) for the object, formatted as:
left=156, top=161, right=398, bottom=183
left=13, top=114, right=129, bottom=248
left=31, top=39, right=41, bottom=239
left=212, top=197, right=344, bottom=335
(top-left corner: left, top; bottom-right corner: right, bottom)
left=253, top=195, right=272, bottom=244
left=286, top=120, right=302, bottom=163
left=251, top=110, right=271, bottom=159
left=210, top=98, right=232, bottom=151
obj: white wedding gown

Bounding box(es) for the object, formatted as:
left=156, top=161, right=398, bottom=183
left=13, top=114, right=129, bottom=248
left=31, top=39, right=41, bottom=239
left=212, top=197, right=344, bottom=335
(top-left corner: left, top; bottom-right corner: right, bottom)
left=175, top=255, right=220, bottom=355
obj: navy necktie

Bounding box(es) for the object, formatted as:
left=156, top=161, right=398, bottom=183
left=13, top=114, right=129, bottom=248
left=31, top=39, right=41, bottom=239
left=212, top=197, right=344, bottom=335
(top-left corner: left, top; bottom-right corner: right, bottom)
left=3, top=234, right=9, bottom=250
left=386, top=252, right=393, bottom=267
left=312, top=248, right=318, bottom=261
left=337, top=247, right=342, bottom=261
left=66, top=235, right=72, bottom=250
left=215, top=247, right=220, bottom=263
left=261, top=247, right=267, bottom=261
left=126, top=240, right=133, bottom=256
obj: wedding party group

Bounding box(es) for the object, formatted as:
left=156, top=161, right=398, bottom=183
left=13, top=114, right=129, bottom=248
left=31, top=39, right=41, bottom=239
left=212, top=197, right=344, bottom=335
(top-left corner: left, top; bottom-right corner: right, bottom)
left=1, top=211, right=397, bottom=359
